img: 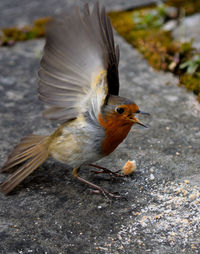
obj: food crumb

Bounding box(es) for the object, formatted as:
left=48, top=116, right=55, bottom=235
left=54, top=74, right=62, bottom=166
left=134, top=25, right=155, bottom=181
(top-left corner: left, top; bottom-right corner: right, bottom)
left=123, top=160, right=136, bottom=175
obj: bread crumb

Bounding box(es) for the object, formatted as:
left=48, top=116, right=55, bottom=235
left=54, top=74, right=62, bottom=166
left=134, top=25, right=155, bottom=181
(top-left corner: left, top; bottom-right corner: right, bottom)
left=123, top=160, right=136, bottom=175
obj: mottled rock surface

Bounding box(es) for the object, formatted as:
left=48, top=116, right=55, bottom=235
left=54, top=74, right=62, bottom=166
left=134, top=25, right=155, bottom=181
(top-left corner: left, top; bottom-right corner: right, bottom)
left=0, top=1, right=199, bottom=253
left=172, top=13, right=200, bottom=50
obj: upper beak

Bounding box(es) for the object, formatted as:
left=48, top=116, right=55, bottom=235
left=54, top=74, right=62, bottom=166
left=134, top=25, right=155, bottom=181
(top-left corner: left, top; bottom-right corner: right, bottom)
left=136, top=110, right=150, bottom=116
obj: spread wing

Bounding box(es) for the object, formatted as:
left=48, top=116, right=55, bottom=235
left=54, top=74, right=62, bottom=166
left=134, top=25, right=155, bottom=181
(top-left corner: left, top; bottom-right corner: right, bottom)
left=38, top=2, right=120, bottom=122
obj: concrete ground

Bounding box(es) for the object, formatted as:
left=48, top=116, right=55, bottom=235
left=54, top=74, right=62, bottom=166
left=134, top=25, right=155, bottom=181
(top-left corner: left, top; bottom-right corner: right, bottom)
left=0, top=0, right=199, bottom=253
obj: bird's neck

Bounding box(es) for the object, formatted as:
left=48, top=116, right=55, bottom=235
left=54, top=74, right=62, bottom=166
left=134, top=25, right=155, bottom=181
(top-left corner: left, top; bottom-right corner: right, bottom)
left=98, top=113, right=133, bottom=155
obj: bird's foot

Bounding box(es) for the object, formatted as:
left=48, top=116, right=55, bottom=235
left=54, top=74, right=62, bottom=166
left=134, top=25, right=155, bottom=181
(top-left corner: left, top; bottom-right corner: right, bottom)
left=89, top=164, right=124, bottom=179
left=72, top=168, right=122, bottom=199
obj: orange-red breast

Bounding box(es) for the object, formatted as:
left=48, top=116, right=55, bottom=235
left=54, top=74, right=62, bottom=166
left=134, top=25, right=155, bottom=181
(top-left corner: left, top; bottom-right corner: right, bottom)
left=0, top=3, right=149, bottom=196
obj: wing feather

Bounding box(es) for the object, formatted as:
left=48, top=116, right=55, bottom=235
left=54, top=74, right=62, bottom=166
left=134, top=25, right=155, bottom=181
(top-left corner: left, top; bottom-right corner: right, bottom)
left=38, top=2, right=120, bottom=121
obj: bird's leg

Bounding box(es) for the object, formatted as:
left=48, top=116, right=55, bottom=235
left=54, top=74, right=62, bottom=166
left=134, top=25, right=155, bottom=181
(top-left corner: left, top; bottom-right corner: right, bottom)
left=72, top=167, right=121, bottom=198
left=88, top=164, right=124, bottom=178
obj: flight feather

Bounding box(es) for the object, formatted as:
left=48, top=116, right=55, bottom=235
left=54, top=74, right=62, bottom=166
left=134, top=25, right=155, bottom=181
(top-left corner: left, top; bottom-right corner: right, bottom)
left=38, top=2, right=120, bottom=122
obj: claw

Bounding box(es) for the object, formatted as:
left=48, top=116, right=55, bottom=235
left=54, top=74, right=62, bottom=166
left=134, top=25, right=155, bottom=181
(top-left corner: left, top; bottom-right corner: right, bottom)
left=89, top=164, right=124, bottom=178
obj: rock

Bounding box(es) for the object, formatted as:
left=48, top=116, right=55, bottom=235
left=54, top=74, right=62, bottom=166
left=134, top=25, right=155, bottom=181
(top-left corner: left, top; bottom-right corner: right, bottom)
left=0, top=1, right=200, bottom=253
left=163, top=20, right=177, bottom=31
left=172, top=13, right=200, bottom=50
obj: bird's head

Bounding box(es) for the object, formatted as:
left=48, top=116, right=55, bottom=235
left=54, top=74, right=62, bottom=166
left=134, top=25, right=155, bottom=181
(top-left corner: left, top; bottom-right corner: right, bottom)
left=99, top=95, right=149, bottom=129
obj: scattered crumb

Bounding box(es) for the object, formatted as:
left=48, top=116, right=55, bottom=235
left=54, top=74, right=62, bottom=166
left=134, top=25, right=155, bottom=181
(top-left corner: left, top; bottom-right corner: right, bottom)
left=100, top=180, right=200, bottom=251
left=117, top=234, right=122, bottom=240
left=154, top=214, right=163, bottom=220
left=150, top=167, right=155, bottom=172
left=150, top=173, right=155, bottom=180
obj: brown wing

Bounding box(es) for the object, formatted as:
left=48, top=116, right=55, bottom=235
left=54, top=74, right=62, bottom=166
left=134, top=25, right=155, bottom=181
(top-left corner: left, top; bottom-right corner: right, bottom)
left=38, top=2, right=120, bottom=122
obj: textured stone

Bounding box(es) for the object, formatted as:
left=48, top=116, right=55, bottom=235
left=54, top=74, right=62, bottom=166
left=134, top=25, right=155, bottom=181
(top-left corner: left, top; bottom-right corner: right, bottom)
left=172, top=13, right=200, bottom=50
left=0, top=1, right=200, bottom=253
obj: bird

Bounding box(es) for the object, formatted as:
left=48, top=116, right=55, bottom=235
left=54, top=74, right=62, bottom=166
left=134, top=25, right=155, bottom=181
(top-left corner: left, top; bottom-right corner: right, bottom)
left=0, top=2, right=149, bottom=197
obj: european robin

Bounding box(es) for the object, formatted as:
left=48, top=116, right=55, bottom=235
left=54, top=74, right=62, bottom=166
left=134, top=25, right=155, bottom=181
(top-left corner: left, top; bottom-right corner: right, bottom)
left=0, top=3, right=149, bottom=197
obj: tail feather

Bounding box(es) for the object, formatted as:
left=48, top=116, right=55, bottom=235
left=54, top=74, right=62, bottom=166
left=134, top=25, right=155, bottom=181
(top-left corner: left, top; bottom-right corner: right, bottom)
left=1, top=145, right=44, bottom=172
left=0, top=135, right=49, bottom=194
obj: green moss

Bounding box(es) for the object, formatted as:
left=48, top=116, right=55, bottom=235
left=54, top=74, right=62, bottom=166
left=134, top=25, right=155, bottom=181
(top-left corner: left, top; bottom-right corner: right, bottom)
left=180, top=74, right=200, bottom=100
left=108, top=11, right=135, bottom=34
left=0, top=17, right=51, bottom=46
left=109, top=9, right=189, bottom=72
left=166, top=0, right=200, bottom=15
left=108, top=1, right=200, bottom=100
left=127, top=29, right=180, bottom=71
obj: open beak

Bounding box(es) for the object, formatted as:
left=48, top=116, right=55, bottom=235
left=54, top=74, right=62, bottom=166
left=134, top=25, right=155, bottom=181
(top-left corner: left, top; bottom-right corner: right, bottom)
left=129, top=110, right=150, bottom=128
left=130, top=116, right=148, bottom=128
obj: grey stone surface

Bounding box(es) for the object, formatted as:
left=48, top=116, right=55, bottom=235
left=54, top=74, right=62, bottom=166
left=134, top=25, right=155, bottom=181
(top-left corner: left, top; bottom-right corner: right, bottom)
left=0, top=1, right=200, bottom=254
left=172, top=13, right=200, bottom=50
left=0, top=0, right=160, bottom=28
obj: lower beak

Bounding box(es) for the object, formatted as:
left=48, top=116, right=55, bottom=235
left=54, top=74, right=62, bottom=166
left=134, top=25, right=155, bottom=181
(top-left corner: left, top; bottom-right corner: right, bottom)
left=130, top=117, right=148, bottom=128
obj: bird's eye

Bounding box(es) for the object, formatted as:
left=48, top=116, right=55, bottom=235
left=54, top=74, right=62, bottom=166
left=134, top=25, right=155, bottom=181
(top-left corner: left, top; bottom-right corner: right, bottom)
left=116, top=107, right=124, bottom=114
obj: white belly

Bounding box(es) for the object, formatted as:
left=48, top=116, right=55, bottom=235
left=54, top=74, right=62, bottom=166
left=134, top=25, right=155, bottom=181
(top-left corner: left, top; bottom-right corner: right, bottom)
left=49, top=117, right=104, bottom=168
